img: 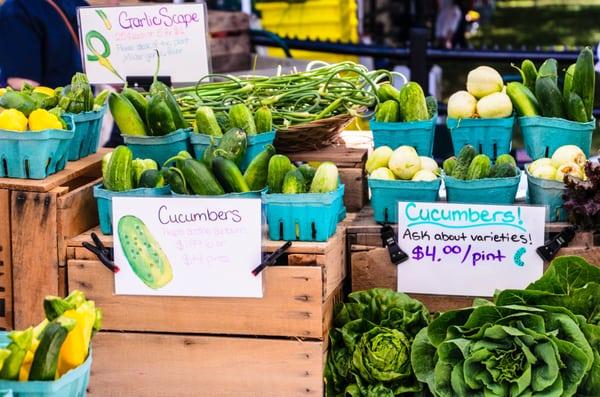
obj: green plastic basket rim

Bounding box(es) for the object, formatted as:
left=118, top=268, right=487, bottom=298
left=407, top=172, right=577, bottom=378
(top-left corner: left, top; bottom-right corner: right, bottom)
left=369, top=112, right=438, bottom=127
left=518, top=115, right=596, bottom=128
left=368, top=176, right=441, bottom=190
left=262, top=184, right=345, bottom=205
left=443, top=172, right=521, bottom=189
left=524, top=165, right=567, bottom=190
left=93, top=184, right=171, bottom=199
left=447, top=114, right=515, bottom=128
left=65, top=104, right=107, bottom=119
left=122, top=128, right=191, bottom=144
left=171, top=188, right=267, bottom=198
left=190, top=130, right=276, bottom=144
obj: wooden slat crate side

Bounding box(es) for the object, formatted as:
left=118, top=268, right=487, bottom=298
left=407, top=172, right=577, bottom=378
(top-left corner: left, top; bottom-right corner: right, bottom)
left=56, top=178, right=102, bottom=269
left=340, top=167, right=367, bottom=212
left=208, top=10, right=250, bottom=33
left=0, top=190, right=13, bottom=329
left=89, top=332, right=324, bottom=397
left=11, top=190, right=60, bottom=328
left=68, top=260, right=330, bottom=338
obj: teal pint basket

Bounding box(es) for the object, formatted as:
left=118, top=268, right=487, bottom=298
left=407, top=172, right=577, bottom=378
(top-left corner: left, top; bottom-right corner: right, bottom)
left=525, top=166, right=566, bottom=222
left=0, top=116, right=74, bottom=179
left=94, top=184, right=171, bottom=235
left=444, top=173, right=521, bottom=204
left=0, top=332, right=91, bottom=397
left=447, top=116, right=514, bottom=160
left=190, top=131, right=275, bottom=172
left=370, top=113, right=437, bottom=156
left=262, top=185, right=346, bottom=242
left=520, top=116, right=595, bottom=160
left=66, top=105, right=106, bottom=161
left=123, top=128, right=191, bottom=167
left=369, top=177, right=441, bottom=223
left=172, top=188, right=266, bottom=198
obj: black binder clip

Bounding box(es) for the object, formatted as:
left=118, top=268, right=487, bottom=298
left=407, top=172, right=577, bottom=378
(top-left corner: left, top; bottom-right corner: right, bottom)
left=536, top=225, right=578, bottom=262
left=380, top=224, right=408, bottom=265
left=252, top=241, right=292, bottom=276
left=82, top=232, right=120, bottom=273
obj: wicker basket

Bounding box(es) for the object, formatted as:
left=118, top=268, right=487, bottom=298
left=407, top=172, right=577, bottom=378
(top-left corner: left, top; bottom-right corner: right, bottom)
left=274, top=112, right=356, bottom=153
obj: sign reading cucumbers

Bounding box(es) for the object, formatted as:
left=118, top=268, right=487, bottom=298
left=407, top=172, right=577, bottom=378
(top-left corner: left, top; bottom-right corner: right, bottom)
left=396, top=202, right=545, bottom=297
left=77, top=4, right=210, bottom=84
left=112, top=197, right=263, bottom=298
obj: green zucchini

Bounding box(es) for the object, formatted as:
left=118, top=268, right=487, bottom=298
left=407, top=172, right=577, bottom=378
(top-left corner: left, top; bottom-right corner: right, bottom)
left=29, top=316, right=77, bottom=381
left=64, top=290, right=86, bottom=308
left=567, top=92, right=589, bottom=122
left=572, top=47, right=595, bottom=120
left=506, top=82, right=540, bottom=117
left=122, top=88, right=148, bottom=124
left=563, top=64, right=576, bottom=102
left=267, top=155, right=293, bottom=193
left=181, top=159, right=224, bottom=195
left=43, top=296, right=75, bottom=321
left=282, top=169, right=306, bottom=194
left=537, top=58, right=558, bottom=84
left=243, top=144, right=276, bottom=191
left=254, top=106, right=273, bottom=133
left=0, top=328, right=33, bottom=380
left=229, top=104, right=257, bottom=135
left=399, top=82, right=429, bottom=121
left=535, top=76, right=565, bottom=118
left=195, top=106, right=222, bottom=137
left=212, top=156, right=250, bottom=193
left=217, top=128, right=247, bottom=165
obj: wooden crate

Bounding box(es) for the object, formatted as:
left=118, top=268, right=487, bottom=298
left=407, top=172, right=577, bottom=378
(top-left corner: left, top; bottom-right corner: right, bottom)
left=67, top=226, right=346, bottom=338
left=209, top=11, right=251, bottom=73
left=288, top=144, right=368, bottom=212
left=88, top=332, right=326, bottom=397
left=347, top=207, right=600, bottom=313
left=0, top=151, right=104, bottom=329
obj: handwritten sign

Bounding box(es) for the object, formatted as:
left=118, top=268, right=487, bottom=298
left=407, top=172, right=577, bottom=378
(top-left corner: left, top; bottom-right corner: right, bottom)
left=112, top=197, right=263, bottom=298
left=78, top=4, right=210, bottom=84
left=397, top=202, right=545, bottom=297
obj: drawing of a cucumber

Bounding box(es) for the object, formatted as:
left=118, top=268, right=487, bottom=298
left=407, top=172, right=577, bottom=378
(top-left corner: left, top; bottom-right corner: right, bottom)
left=118, top=215, right=173, bottom=289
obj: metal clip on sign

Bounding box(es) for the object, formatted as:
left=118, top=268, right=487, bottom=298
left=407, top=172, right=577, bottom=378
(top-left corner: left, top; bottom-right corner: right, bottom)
left=252, top=241, right=292, bottom=276
left=536, top=225, right=578, bottom=262
left=82, top=232, right=120, bottom=273
left=380, top=224, right=408, bottom=265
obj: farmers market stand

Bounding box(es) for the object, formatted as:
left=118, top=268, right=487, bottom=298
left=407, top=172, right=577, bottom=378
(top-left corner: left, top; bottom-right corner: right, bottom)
left=65, top=224, right=350, bottom=396
left=0, top=151, right=105, bottom=329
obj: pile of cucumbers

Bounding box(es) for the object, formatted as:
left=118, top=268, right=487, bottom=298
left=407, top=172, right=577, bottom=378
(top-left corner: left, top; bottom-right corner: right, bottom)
left=266, top=155, right=340, bottom=195
left=443, top=145, right=519, bottom=180
left=196, top=103, right=273, bottom=137
left=507, top=47, right=595, bottom=122
left=102, top=146, right=165, bottom=191
left=374, top=82, right=437, bottom=123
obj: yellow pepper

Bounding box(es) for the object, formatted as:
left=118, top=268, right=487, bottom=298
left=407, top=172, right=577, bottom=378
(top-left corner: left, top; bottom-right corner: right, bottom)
left=28, top=109, right=63, bottom=131
left=0, top=108, right=28, bottom=131
left=57, top=301, right=96, bottom=377
left=32, top=86, right=55, bottom=97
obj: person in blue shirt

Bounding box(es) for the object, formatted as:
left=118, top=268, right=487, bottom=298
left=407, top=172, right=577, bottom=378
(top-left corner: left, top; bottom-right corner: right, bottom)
left=0, top=0, right=89, bottom=89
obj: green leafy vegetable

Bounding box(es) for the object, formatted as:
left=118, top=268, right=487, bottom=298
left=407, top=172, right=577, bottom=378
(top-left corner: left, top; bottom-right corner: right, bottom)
left=325, top=288, right=430, bottom=396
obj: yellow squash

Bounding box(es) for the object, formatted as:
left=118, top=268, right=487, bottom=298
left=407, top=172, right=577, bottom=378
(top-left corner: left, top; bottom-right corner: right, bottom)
left=0, top=109, right=28, bottom=131
left=28, top=109, right=63, bottom=131
left=57, top=301, right=96, bottom=377
left=18, top=319, right=48, bottom=381
left=32, top=86, right=55, bottom=97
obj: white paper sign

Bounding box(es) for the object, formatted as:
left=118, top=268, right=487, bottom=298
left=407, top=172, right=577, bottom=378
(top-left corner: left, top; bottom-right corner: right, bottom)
left=78, top=4, right=210, bottom=84
left=397, top=202, right=546, bottom=297
left=112, top=197, right=263, bottom=298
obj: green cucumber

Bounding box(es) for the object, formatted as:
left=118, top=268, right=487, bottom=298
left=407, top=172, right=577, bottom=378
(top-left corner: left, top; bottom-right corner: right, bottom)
left=309, top=162, right=339, bottom=193
left=399, top=82, right=429, bottom=121
left=212, top=156, right=250, bottom=193
left=298, top=164, right=317, bottom=187
left=146, top=92, right=177, bottom=136
left=506, top=82, right=540, bottom=117
left=375, top=100, right=399, bottom=122
left=521, top=59, right=538, bottom=92
left=495, top=154, right=517, bottom=168
left=229, top=104, right=257, bottom=135
left=442, top=157, right=457, bottom=176
left=149, top=80, right=187, bottom=130
left=567, top=92, right=589, bottom=122
left=267, top=155, right=293, bottom=193
left=29, top=316, right=76, bottom=381
left=117, top=215, right=173, bottom=289
left=0, top=328, right=33, bottom=380
left=195, top=106, right=222, bottom=137
left=162, top=167, right=188, bottom=194
left=489, top=163, right=518, bottom=178
left=425, top=96, right=438, bottom=118
left=537, top=58, right=558, bottom=84
left=139, top=169, right=165, bottom=188
left=466, top=154, right=491, bottom=180
left=563, top=64, right=576, bottom=102
left=535, top=76, right=565, bottom=118
left=122, top=88, right=148, bottom=124
left=282, top=169, right=306, bottom=194
left=452, top=145, right=477, bottom=180
left=377, top=83, right=401, bottom=102
left=572, top=46, right=595, bottom=120
left=132, top=158, right=158, bottom=187
left=108, top=93, right=148, bottom=136
left=217, top=128, right=247, bottom=165
left=106, top=146, right=133, bottom=192
left=182, top=159, right=224, bottom=195
left=243, top=144, right=275, bottom=191
left=254, top=106, right=273, bottom=133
